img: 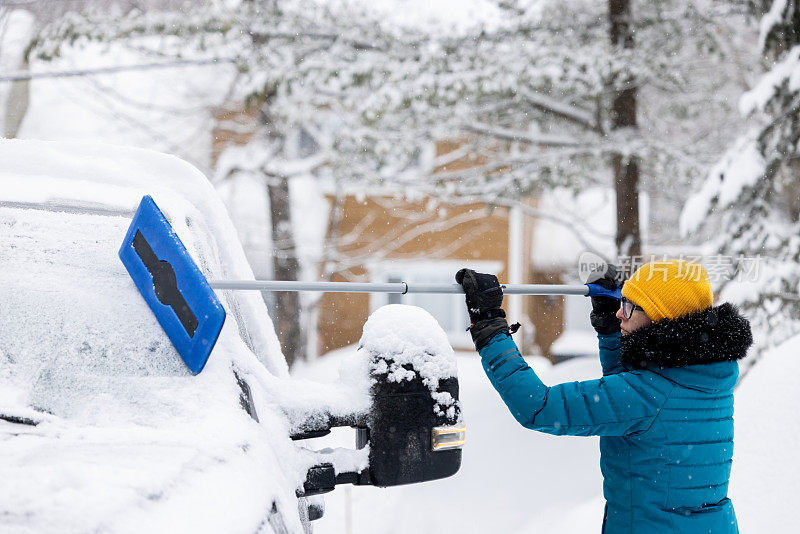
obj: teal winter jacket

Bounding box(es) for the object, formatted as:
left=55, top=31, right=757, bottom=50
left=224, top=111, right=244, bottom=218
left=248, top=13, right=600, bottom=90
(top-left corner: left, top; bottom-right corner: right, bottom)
left=479, top=303, right=752, bottom=533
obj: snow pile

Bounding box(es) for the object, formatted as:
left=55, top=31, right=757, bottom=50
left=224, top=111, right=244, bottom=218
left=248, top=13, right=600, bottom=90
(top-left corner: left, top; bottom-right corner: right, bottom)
left=729, top=331, right=800, bottom=531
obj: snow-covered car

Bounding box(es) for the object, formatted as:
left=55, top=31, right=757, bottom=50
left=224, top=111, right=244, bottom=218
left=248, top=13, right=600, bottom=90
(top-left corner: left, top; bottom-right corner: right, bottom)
left=0, top=140, right=462, bottom=533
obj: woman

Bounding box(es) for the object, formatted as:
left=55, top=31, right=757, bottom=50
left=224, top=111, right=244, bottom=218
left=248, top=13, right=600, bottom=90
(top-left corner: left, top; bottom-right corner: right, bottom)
left=455, top=260, right=752, bottom=533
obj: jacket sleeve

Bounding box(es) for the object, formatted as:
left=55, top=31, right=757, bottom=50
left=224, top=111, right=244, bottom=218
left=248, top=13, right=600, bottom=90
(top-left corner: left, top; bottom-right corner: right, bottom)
left=598, top=331, right=624, bottom=376
left=478, top=333, right=673, bottom=437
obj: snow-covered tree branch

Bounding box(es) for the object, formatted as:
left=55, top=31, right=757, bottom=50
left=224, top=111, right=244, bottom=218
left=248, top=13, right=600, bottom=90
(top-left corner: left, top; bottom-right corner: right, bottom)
left=681, top=0, right=800, bottom=363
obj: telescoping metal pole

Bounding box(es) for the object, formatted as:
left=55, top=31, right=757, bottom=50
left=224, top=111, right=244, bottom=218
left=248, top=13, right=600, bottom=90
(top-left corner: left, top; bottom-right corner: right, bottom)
left=208, top=280, right=591, bottom=296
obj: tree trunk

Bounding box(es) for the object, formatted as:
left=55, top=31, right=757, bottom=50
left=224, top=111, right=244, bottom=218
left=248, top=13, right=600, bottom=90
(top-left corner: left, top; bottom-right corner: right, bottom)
left=609, top=0, right=642, bottom=260
left=3, top=60, right=30, bottom=138
left=267, top=174, right=305, bottom=367
left=257, top=95, right=305, bottom=368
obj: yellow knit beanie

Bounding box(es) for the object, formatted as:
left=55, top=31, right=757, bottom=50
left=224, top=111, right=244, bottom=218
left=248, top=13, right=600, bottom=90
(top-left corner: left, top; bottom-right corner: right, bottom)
left=621, top=260, right=713, bottom=322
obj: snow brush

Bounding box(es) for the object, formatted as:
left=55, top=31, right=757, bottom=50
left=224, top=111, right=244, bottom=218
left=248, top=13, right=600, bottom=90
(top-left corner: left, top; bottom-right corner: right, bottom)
left=120, top=196, right=620, bottom=374
left=206, top=279, right=620, bottom=298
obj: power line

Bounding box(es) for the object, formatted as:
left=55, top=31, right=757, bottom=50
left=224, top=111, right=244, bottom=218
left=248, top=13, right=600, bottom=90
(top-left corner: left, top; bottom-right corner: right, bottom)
left=1, top=0, right=118, bottom=4
left=0, top=56, right=235, bottom=82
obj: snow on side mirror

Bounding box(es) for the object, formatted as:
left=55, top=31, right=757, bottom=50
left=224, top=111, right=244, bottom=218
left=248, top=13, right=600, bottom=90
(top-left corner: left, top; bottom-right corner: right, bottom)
left=298, top=304, right=464, bottom=496
left=359, top=304, right=463, bottom=487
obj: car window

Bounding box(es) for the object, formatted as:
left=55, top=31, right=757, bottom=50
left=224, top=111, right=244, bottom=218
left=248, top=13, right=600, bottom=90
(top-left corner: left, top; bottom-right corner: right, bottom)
left=0, top=205, right=210, bottom=420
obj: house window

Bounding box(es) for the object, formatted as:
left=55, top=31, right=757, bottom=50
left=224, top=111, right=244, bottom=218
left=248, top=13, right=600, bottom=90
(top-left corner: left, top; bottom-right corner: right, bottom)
left=371, top=261, right=502, bottom=348
left=386, top=275, right=403, bottom=305
left=404, top=270, right=469, bottom=335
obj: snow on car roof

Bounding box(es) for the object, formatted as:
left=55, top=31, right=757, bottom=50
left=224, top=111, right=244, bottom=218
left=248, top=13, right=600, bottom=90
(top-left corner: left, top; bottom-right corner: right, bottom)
left=0, top=138, right=287, bottom=377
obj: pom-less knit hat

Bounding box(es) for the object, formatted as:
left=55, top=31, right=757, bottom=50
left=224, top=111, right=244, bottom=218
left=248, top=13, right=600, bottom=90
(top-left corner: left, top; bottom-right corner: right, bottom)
left=621, top=260, right=713, bottom=322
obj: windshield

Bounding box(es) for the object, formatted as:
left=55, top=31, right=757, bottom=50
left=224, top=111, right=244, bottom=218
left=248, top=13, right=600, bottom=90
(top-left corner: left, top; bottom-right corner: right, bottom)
left=0, top=204, right=211, bottom=422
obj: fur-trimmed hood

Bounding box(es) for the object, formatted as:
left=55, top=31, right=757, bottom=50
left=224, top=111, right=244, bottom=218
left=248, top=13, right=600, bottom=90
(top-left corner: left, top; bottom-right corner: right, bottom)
left=620, top=302, right=753, bottom=369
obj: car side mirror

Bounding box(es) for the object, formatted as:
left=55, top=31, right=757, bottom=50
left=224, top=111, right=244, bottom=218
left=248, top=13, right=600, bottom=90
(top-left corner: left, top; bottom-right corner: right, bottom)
left=362, top=357, right=462, bottom=486
left=296, top=305, right=464, bottom=496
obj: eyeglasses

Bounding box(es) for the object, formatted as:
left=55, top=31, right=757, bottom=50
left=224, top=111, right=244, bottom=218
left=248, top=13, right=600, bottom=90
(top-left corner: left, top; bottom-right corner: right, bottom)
left=620, top=296, right=644, bottom=320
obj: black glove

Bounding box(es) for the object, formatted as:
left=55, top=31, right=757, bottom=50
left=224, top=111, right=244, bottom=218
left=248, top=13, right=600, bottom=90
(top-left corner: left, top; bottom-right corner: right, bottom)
left=455, top=268, right=519, bottom=350
left=588, top=264, right=622, bottom=335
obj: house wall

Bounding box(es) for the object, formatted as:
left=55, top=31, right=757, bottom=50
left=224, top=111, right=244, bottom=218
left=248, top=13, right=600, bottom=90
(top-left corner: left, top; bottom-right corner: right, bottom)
left=318, top=195, right=511, bottom=354
left=208, top=110, right=566, bottom=361
left=526, top=269, right=566, bottom=362
left=211, top=106, right=259, bottom=168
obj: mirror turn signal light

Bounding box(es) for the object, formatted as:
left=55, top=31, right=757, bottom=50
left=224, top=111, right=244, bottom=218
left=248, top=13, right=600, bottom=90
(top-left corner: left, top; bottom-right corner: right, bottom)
left=431, top=425, right=466, bottom=451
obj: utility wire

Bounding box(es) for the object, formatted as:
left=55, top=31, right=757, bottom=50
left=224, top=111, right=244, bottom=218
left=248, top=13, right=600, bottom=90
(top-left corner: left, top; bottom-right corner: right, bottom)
left=0, top=56, right=235, bottom=82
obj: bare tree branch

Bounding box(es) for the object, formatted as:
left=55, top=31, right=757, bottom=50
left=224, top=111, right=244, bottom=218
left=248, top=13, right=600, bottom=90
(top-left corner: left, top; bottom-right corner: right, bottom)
left=462, top=122, right=591, bottom=148
left=518, top=87, right=600, bottom=132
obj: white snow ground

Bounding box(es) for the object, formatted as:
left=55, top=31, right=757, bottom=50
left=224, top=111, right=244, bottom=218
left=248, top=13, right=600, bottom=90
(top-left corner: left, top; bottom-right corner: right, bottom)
left=295, top=332, right=799, bottom=533
left=728, top=331, right=800, bottom=532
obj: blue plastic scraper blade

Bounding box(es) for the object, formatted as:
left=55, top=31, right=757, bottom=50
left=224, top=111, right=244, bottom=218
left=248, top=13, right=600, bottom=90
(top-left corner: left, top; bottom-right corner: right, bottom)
left=119, top=195, right=225, bottom=374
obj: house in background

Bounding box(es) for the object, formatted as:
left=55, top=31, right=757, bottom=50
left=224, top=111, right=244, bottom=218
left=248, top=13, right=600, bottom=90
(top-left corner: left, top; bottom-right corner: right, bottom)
left=315, top=143, right=632, bottom=360
left=210, top=106, right=657, bottom=363
left=317, top=193, right=537, bottom=354
left=318, top=184, right=651, bottom=362
left=314, top=133, right=553, bottom=356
